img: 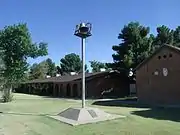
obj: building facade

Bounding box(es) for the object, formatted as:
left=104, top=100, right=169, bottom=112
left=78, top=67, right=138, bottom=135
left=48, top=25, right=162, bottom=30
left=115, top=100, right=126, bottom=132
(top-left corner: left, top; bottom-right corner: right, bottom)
left=136, top=45, right=180, bottom=105
left=18, top=70, right=130, bottom=98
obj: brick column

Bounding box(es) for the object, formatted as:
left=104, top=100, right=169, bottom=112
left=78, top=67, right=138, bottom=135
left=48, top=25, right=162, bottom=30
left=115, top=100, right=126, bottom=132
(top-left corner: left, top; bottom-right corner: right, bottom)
left=78, top=82, right=81, bottom=98
left=53, top=83, right=56, bottom=96
left=70, top=84, right=73, bottom=97
left=28, top=84, right=31, bottom=94
left=63, top=83, right=67, bottom=97
left=61, top=84, right=65, bottom=97
left=59, top=84, right=63, bottom=97
left=58, top=84, right=60, bottom=97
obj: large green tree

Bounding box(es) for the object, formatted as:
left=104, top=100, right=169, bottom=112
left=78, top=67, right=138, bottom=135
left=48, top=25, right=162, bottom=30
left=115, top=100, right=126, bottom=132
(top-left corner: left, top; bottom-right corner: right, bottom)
left=154, top=25, right=180, bottom=48
left=45, top=58, right=56, bottom=76
left=56, top=66, right=63, bottom=75
left=112, top=22, right=153, bottom=70
left=89, top=60, right=108, bottom=72
left=60, top=53, right=88, bottom=74
left=29, top=58, right=56, bottom=80
left=154, top=25, right=174, bottom=49
left=60, top=53, right=81, bottom=73
left=173, top=26, right=180, bottom=46
left=29, top=62, right=48, bottom=80
left=0, top=23, right=48, bottom=101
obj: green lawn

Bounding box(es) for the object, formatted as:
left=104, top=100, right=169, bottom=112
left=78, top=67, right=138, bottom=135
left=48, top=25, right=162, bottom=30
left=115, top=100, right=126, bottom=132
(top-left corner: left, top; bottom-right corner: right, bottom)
left=0, top=93, right=180, bottom=135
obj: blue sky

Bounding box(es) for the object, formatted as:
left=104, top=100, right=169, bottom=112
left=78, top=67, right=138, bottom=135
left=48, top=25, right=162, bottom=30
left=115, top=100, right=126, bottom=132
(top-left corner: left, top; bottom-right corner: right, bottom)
left=0, top=0, right=180, bottom=68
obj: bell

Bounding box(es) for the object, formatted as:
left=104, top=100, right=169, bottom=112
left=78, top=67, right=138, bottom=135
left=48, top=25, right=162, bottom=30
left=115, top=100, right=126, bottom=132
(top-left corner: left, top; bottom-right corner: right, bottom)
left=75, top=25, right=79, bottom=31
left=80, top=23, right=86, bottom=27
left=79, top=23, right=89, bottom=34
left=74, top=22, right=92, bottom=38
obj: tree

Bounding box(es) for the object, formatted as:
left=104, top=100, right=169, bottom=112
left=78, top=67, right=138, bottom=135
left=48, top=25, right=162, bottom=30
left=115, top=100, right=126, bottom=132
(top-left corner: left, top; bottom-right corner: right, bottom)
left=90, top=60, right=108, bottom=72
left=173, top=26, right=180, bottom=47
left=60, top=53, right=81, bottom=73
left=60, top=53, right=88, bottom=74
left=45, top=58, right=56, bottom=77
left=150, top=25, right=180, bottom=49
left=29, top=62, right=48, bottom=80
left=56, top=66, right=63, bottom=75
left=112, top=22, right=152, bottom=70
left=0, top=49, right=5, bottom=90
left=154, top=25, right=174, bottom=49
left=29, top=58, right=56, bottom=80
left=148, top=34, right=156, bottom=54
left=0, top=23, right=48, bottom=102
left=85, top=65, right=89, bottom=73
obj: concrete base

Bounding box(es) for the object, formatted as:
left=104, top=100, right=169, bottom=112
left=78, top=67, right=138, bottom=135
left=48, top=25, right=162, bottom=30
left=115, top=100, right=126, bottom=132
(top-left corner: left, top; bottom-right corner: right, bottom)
left=49, top=107, right=125, bottom=126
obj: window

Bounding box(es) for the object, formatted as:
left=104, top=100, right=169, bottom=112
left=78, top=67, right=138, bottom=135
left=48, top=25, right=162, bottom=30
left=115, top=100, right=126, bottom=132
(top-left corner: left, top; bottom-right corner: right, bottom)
left=163, top=55, right=167, bottom=58
left=169, top=53, right=172, bottom=57
left=158, top=56, right=161, bottom=59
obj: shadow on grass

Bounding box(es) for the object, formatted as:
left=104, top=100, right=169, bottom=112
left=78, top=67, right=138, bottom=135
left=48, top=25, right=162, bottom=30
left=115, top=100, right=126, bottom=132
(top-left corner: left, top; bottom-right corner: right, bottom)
left=0, top=112, right=56, bottom=116
left=41, top=96, right=81, bottom=100
left=92, top=99, right=149, bottom=108
left=92, top=99, right=180, bottom=122
left=41, top=96, right=108, bottom=101
left=131, top=108, right=180, bottom=122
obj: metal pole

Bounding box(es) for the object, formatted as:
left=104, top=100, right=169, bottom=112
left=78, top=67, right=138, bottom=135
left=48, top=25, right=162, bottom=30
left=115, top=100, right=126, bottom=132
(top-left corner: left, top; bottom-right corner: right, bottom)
left=81, top=38, right=86, bottom=108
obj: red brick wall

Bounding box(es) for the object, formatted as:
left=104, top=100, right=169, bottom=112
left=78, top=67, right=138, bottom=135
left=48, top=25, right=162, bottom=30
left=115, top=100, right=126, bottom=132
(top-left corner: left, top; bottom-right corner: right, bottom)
left=49, top=72, right=129, bottom=98
left=86, top=73, right=129, bottom=98
left=136, top=47, right=180, bottom=105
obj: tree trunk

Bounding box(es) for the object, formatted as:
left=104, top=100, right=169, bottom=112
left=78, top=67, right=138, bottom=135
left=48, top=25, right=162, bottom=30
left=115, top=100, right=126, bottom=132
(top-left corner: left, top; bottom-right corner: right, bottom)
left=3, top=84, right=13, bottom=102
left=7, top=84, right=12, bottom=95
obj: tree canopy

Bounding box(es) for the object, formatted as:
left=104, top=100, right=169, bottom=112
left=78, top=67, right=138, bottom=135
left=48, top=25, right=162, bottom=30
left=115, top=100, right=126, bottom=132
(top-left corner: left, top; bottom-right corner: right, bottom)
left=173, top=26, right=180, bottom=46
left=154, top=25, right=180, bottom=47
left=0, top=23, right=48, bottom=85
left=154, top=25, right=174, bottom=48
left=60, top=53, right=88, bottom=74
left=45, top=58, right=56, bottom=76
left=28, top=58, right=56, bottom=80
left=60, top=53, right=81, bottom=73
left=112, top=22, right=152, bottom=70
left=89, top=60, right=108, bottom=72
left=29, top=63, right=48, bottom=80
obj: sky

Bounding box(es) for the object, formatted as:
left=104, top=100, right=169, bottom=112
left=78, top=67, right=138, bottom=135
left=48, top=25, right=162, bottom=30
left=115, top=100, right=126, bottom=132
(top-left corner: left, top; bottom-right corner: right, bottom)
left=0, top=0, right=180, bottom=68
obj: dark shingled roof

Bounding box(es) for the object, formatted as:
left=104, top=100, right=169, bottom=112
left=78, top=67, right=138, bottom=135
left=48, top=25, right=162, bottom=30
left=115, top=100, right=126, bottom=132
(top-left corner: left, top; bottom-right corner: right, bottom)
left=25, top=70, right=120, bottom=84
left=135, top=44, right=180, bottom=71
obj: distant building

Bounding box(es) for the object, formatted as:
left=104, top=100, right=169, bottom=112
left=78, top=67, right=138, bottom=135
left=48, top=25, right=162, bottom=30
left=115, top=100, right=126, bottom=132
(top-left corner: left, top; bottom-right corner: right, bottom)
left=100, top=68, right=106, bottom=72
left=135, top=44, right=180, bottom=105
left=56, top=74, right=61, bottom=77
left=46, top=75, right=51, bottom=78
left=18, top=70, right=130, bottom=98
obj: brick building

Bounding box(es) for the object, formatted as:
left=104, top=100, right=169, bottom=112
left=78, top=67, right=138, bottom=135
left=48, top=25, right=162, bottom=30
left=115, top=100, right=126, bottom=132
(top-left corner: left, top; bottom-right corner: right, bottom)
left=18, top=70, right=130, bottom=98
left=135, top=44, right=180, bottom=105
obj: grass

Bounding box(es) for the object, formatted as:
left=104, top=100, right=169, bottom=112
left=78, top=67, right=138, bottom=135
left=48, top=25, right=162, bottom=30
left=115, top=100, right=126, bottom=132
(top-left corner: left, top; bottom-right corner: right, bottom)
left=0, top=94, right=180, bottom=135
